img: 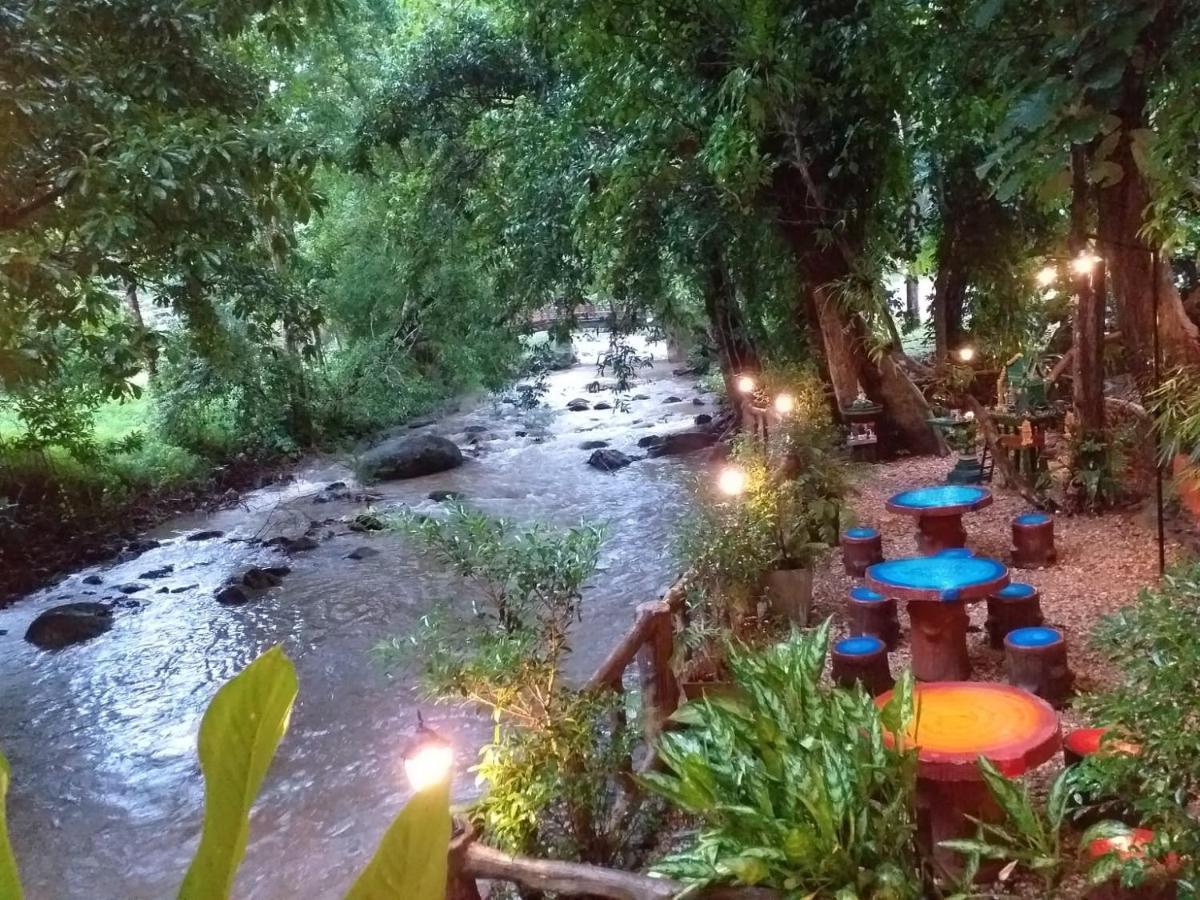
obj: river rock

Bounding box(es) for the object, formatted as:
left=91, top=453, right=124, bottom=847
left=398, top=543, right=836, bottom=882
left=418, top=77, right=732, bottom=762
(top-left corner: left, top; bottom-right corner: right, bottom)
left=566, top=398, right=590, bottom=412
left=462, top=424, right=489, bottom=434
left=118, top=583, right=147, bottom=595
left=25, top=603, right=115, bottom=649
left=126, top=538, right=161, bottom=554
left=346, top=546, right=381, bottom=561
left=579, top=440, right=609, bottom=450
left=694, top=413, right=713, bottom=426
left=350, top=513, right=385, bottom=532
left=637, top=435, right=664, bottom=449
left=187, top=530, right=225, bottom=542
left=171, top=584, right=198, bottom=594
left=693, top=398, right=704, bottom=406
left=648, top=431, right=717, bottom=457
left=593, top=401, right=613, bottom=411
left=242, top=568, right=283, bottom=590
left=633, top=394, right=650, bottom=400
left=587, top=449, right=633, bottom=471
left=357, top=434, right=464, bottom=482
left=82, top=574, right=103, bottom=586
left=429, top=490, right=464, bottom=502
left=663, top=396, right=683, bottom=404
left=215, top=585, right=249, bottom=606
left=139, top=565, right=174, bottom=579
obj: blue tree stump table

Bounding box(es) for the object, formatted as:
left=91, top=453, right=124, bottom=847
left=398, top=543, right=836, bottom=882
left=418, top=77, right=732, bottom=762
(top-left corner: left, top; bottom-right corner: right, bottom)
left=886, top=485, right=993, bottom=554
left=867, top=551, right=1009, bottom=681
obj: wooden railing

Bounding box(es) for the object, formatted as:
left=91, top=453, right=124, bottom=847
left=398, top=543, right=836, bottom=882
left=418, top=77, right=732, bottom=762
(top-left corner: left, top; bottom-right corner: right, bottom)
left=442, top=576, right=782, bottom=899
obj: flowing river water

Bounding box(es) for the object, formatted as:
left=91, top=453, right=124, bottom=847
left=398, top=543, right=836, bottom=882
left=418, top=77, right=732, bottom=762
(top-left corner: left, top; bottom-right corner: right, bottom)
left=0, top=334, right=711, bottom=899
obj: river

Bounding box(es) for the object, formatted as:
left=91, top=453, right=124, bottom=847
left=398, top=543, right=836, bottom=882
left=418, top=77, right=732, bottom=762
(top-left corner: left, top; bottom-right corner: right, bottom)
left=0, top=333, right=711, bottom=899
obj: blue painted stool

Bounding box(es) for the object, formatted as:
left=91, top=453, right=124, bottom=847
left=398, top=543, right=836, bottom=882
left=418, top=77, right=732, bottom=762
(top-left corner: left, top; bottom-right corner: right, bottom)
left=984, top=582, right=1043, bottom=649
left=1012, top=512, right=1056, bottom=568
left=831, top=634, right=893, bottom=695
left=842, top=526, right=884, bottom=576
left=1005, top=626, right=1073, bottom=708
left=846, top=586, right=900, bottom=650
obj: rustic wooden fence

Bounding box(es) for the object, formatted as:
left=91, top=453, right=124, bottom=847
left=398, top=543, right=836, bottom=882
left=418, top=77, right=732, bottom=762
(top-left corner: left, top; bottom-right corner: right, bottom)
left=441, top=577, right=779, bottom=899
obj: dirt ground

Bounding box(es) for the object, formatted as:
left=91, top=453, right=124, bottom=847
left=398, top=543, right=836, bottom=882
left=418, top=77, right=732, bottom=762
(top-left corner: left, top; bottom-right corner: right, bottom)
left=810, top=453, right=1184, bottom=898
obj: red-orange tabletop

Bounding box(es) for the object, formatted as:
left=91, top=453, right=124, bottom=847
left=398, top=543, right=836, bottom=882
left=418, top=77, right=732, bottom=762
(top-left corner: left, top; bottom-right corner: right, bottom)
left=876, top=682, right=1061, bottom=781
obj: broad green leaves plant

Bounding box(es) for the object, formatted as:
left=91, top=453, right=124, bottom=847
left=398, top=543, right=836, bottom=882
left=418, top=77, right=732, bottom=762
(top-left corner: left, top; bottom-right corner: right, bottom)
left=345, top=779, right=452, bottom=900
left=0, top=751, right=21, bottom=900
left=179, top=645, right=299, bottom=900
left=640, top=623, right=923, bottom=897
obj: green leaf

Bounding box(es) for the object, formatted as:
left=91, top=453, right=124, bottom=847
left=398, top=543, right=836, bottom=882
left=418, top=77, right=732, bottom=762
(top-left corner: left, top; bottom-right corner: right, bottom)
left=0, top=750, right=22, bottom=900
left=344, top=780, right=451, bottom=900
left=178, top=646, right=299, bottom=900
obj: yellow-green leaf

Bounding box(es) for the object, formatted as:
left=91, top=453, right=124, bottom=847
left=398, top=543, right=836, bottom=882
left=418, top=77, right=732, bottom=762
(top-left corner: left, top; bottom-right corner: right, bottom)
left=0, top=750, right=22, bottom=900
left=178, top=645, right=299, bottom=900
left=343, top=780, right=451, bottom=900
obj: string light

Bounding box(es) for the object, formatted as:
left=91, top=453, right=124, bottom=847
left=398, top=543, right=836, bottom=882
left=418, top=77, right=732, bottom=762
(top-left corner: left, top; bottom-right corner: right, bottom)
left=1036, top=266, right=1058, bottom=287
left=1071, top=252, right=1102, bottom=276
left=955, top=346, right=976, bottom=363
left=717, top=465, right=748, bottom=496
left=403, top=714, right=454, bottom=792
left=736, top=374, right=756, bottom=394
left=773, top=393, right=795, bottom=416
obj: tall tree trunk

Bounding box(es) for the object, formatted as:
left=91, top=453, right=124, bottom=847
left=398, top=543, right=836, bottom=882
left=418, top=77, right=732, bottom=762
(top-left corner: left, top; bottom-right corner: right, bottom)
left=931, top=230, right=967, bottom=362
left=1069, top=145, right=1105, bottom=434
left=124, top=277, right=157, bottom=379
left=1096, top=70, right=1200, bottom=387
left=905, top=274, right=920, bottom=326
left=703, top=251, right=760, bottom=406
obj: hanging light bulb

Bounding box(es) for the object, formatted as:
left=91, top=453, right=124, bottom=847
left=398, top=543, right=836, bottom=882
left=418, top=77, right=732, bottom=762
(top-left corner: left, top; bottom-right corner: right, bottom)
left=736, top=374, right=756, bottom=394
left=773, top=393, right=795, bottom=416
left=1036, top=266, right=1058, bottom=288
left=955, top=346, right=976, bottom=363
left=717, top=465, right=748, bottom=497
left=403, top=713, right=454, bottom=792
left=1071, top=252, right=1102, bottom=276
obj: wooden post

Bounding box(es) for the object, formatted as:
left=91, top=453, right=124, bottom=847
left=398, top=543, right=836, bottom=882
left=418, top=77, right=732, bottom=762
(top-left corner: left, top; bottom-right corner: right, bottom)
left=447, top=821, right=483, bottom=900
left=636, top=600, right=679, bottom=745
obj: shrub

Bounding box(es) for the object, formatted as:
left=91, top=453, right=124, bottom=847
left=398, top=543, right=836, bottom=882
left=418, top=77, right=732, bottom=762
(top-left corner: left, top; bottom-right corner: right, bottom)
left=640, top=622, right=923, bottom=897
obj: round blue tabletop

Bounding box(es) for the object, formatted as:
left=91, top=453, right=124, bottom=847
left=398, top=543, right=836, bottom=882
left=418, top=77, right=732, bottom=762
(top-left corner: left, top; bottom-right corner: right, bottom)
left=866, top=550, right=1009, bottom=603
left=886, top=484, right=993, bottom=517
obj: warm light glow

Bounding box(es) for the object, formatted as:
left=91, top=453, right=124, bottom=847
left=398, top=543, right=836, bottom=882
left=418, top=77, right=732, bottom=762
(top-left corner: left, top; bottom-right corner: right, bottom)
left=717, top=465, right=748, bottom=496
left=404, top=741, right=454, bottom=791
left=1071, top=252, right=1102, bottom=276
left=736, top=374, right=756, bottom=394
left=1036, top=266, right=1058, bottom=287
left=963, top=411, right=975, bottom=421
left=955, top=346, right=976, bottom=363
left=773, top=393, right=795, bottom=416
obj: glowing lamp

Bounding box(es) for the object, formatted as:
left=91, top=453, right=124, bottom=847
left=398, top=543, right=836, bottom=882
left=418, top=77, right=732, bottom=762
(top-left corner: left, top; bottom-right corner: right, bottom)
left=403, top=714, right=454, bottom=792
left=735, top=374, right=756, bottom=394
left=717, top=465, right=748, bottom=497
left=773, top=393, right=795, bottom=416
left=1035, top=266, right=1057, bottom=287
left=955, top=346, right=976, bottom=363
left=1071, top=252, right=1101, bottom=276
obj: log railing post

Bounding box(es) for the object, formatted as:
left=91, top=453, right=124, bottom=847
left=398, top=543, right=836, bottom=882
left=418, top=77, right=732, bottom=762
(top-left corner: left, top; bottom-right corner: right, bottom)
left=635, top=600, right=679, bottom=746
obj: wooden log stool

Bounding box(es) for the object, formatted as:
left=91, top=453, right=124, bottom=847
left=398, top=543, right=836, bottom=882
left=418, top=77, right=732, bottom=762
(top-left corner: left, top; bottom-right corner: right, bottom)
left=1012, top=512, right=1056, bottom=568
left=1005, top=626, right=1074, bottom=708
left=1085, top=830, right=1180, bottom=900
left=831, top=635, right=893, bottom=695
left=1064, top=726, right=1142, bottom=767
left=841, top=526, right=884, bottom=576
left=846, top=586, right=900, bottom=650
left=984, top=582, right=1044, bottom=649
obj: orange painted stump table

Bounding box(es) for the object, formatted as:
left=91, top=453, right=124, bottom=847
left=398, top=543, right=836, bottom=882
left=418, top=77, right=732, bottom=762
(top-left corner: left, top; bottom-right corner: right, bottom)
left=867, top=550, right=1009, bottom=681
left=886, top=485, right=993, bottom=555
left=876, top=682, right=1061, bottom=878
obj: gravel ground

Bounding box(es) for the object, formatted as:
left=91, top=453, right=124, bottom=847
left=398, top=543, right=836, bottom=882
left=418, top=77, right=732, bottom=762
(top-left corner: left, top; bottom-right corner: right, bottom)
left=809, top=453, right=1184, bottom=899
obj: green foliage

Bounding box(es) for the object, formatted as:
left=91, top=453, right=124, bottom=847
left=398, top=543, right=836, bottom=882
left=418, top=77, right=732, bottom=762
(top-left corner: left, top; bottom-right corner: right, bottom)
left=179, top=645, right=299, bottom=900
left=1066, top=428, right=1131, bottom=513
left=640, top=623, right=922, bottom=897
left=940, top=760, right=1071, bottom=891
left=1149, top=367, right=1200, bottom=466
left=344, top=779, right=451, bottom=900
left=1072, top=562, right=1200, bottom=887
left=0, top=750, right=20, bottom=900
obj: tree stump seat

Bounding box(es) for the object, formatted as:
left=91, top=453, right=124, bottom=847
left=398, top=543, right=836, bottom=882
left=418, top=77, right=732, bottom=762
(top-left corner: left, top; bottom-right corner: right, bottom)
left=1012, top=512, right=1056, bottom=568
left=1005, top=626, right=1074, bottom=708
left=846, top=586, right=900, bottom=650
left=985, top=582, right=1044, bottom=649
left=1063, top=726, right=1142, bottom=767
left=841, top=526, right=884, bottom=576
left=1085, top=830, right=1179, bottom=900
left=831, top=635, right=893, bottom=696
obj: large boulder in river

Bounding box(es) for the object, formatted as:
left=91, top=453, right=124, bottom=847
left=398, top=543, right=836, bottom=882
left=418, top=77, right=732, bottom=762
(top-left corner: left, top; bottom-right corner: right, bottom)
left=358, top=434, right=463, bottom=482
left=587, top=448, right=633, bottom=471
left=25, top=602, right=114, bottom=649
left=648, top=431, right=717, bottom=457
